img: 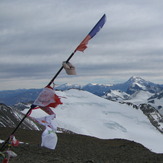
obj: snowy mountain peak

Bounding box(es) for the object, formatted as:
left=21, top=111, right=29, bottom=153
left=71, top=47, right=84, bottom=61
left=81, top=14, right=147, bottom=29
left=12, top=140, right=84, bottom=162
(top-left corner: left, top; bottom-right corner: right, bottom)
left=125, top=76, right=162, bottom=94
left=127, top=76, right=149, bottom=86
left=128, top=76, right=145, bottom=83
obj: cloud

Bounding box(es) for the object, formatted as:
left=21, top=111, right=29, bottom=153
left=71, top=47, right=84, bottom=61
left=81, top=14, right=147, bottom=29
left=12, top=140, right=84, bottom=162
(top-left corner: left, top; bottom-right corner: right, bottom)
left=0, top=0, right=163, bottom=90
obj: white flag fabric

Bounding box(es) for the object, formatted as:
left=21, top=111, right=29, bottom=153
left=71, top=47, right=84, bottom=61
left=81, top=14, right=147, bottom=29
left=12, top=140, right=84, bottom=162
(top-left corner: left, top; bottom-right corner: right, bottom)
left=62, top=61, right=76, bottom=75
left=35, top=114, right=57, bottom=131
left=33, top=87, right=56, bottom=107
left=33, top=86, right=62, bottom=115
left=41, top=126, right=58, bottom=150
left=6, top=150, right=17, bottom=158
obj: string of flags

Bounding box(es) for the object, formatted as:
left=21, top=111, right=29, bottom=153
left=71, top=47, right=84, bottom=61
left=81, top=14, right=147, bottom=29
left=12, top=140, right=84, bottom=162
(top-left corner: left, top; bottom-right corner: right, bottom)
left=32, top=13, right=106, bottom=150
left=0, top=136, right=18, bottom=163
left=0, top=14, right=106, bottom=162
left=30, top=86, right=62, bottom=150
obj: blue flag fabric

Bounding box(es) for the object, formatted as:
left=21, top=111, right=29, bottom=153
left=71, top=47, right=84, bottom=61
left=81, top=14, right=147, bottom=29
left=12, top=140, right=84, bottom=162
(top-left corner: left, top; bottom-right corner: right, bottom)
left=75, top=14, right=106, bottom=52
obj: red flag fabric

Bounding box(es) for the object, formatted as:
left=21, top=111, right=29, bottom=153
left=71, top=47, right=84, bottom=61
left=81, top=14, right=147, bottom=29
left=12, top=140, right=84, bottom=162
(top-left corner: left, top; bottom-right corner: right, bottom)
left=32, top=86, right=62, bottom=116
left=75, top=35, right=91, bottom=52
left=33, top=86, right=62, bottom=109
left=2, top=158, right=8, bottom=163
left=32, top=106, right=56, bottom=116
left=10, top=136, right=19, bottom=147
left=40, top=106, right=56, bottom=115
left=75, top=14, right=106, bottom=52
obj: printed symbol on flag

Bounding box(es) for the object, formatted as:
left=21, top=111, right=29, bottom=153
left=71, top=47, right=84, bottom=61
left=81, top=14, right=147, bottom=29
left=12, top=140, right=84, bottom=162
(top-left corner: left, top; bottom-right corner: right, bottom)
left=33, top=86, right=62, bottom=108
left=34, top=87, right=55, bottom=106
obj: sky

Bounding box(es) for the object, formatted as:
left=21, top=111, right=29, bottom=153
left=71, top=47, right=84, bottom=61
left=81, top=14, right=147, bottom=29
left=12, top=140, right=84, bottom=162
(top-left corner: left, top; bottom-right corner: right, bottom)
left=1, top=0, right=163, bottom=90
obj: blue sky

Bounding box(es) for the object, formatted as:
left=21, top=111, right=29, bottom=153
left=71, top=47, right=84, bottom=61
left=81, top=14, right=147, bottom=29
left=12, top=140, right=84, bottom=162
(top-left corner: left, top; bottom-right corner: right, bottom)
left=1, top=0, right=163, bottom=90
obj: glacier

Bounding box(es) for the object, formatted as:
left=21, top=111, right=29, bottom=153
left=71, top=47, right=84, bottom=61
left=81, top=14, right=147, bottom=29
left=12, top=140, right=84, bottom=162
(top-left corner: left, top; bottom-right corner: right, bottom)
left=22, top=89, right=163, bottom=153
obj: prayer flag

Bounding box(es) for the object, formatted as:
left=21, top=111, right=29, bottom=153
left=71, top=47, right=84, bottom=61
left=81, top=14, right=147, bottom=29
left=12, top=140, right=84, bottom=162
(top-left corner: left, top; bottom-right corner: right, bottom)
left=33, top=86, right=62, bottom=109
left=10, top=136, right=19, bottom=147
left=41, top=126, right=58, bottom=150
left=35, top=114, right=57, bottom=131
left=75, top=14, right=106, bottom=52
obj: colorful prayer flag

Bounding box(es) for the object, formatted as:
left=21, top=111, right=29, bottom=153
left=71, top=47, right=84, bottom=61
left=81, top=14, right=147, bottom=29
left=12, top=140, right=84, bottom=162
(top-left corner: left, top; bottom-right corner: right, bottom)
left=75, top=14, right=106, bottom=52
left=41, top=126, right=58, bottom=150
left=10, top=136, right=19, bottom=147
left=33, top=86, right=62, bottom=109
left=35, top=114, right=57, bottom=131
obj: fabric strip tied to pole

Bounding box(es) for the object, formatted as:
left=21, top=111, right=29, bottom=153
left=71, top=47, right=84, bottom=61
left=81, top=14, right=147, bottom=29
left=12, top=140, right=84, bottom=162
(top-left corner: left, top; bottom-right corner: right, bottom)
left=41, top=126, right=58, bottom=150
left=62, top=61, right=76, bottom=75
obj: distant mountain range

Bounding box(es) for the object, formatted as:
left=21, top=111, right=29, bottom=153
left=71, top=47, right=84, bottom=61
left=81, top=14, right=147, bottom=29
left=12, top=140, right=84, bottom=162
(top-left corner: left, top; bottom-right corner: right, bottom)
left=56, top=76, right=163, bottom=95
left=0, top=89, right=42, bottom=106
left=0, top=76, right=163, bottom=106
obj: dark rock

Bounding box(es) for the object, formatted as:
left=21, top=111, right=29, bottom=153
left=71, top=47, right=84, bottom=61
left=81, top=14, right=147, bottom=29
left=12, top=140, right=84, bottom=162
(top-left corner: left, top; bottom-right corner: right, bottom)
left=0, top=128, right=163, bottom=163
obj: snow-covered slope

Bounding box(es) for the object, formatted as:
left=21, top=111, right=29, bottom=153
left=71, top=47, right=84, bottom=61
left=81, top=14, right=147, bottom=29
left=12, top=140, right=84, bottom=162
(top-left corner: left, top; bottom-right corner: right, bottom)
left=148, top=91, right=163, bottom=115
left=23, top=89, right=163, bottom=153
left=55, top=83, right=81, bottom=91
left=125, top=90, right=154, bottom=105
left=103, top=90, right=130, bottom=102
